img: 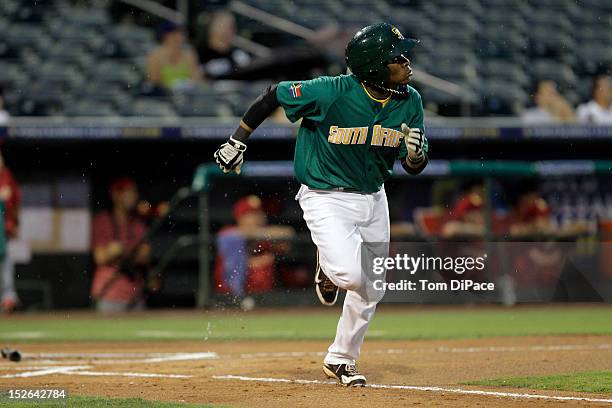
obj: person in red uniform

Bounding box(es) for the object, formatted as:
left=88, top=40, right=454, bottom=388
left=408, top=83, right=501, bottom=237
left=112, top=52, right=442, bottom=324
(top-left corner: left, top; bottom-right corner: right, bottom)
left=508, top=184, right=564, bottom=288
left=509, top=188, right=553, bottom=237
left=0, top=152, right=21, bottom=313
left=441, top=182, right=486, bottom=239
left=91, top=178, right=150, bottom=313
left=214, top=195, right=294, bottom=309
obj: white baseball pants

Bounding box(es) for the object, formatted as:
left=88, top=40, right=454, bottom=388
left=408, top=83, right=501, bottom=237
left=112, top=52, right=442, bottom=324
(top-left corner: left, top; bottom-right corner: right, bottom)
left=296, top=184, right=389, bottom=365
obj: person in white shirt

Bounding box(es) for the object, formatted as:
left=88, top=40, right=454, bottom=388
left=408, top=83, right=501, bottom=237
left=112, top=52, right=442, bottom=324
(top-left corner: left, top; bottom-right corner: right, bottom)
left=576, top=75, right=612, bottom=124
left=522, top=80, right=575, bottom=124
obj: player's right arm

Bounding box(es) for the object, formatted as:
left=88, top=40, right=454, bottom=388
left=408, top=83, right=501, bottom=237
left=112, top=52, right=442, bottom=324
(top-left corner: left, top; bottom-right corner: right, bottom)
left=213, top=84, right=279, bottom=174
left=214, top=77, right=337, bottom=174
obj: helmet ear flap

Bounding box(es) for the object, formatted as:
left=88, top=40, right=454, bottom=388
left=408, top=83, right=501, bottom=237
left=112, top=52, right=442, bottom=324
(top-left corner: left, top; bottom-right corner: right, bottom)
left=368, top=63, right=391, bottom=87
left=381, top=63, right=392, bottom=86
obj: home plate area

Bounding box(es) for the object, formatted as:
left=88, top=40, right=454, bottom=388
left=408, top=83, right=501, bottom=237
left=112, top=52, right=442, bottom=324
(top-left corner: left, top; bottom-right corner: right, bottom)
left=0, top=338, right=610, bottom=407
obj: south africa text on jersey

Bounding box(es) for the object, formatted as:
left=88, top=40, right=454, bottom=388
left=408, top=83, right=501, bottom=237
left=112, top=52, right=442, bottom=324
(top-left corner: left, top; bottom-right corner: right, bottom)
left=327, top=125, right=403, bottom=147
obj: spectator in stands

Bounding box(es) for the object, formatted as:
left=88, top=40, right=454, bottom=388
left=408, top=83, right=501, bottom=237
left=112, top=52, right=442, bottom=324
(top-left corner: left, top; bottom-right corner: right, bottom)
left=0, top=87, right=9, bottom=125
left=522, top=79, right=575, bottom=124
left=0, top=152, right=20, bottom=313
left=147, top=21, right=202, bottom=91
left=441, top=181, right=486, bottom=239
left=577, top=74, right=612, bottom=124
left=197, top=10, right=251, bottom=79
left=91, top=178, right=151, bottom=313
left=214, top=195, right=294, bottom=310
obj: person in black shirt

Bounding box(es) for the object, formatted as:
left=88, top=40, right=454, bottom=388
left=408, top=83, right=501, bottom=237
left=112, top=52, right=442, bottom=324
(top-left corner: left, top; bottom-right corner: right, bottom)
left=197, top=10, right=251, bottom=79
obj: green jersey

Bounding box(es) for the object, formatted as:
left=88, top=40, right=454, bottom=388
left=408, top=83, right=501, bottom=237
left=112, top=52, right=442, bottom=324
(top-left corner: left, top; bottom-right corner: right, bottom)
left=276, top=74, right=425, bottom=193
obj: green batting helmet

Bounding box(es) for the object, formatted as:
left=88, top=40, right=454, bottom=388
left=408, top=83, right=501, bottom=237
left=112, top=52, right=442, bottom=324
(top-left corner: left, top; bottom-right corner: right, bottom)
left=345, top=23, right=419, bottom=88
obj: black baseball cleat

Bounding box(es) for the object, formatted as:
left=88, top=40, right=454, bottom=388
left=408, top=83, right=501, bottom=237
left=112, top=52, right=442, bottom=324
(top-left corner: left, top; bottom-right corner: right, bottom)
left=315, top=251, right=339, bottom=306
left=323, top=363, right=366, bottom=387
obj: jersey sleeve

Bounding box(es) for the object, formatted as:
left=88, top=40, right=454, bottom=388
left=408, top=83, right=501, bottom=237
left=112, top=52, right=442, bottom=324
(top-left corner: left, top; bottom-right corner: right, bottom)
left=276, top=76, right=338, bottom=123
left=398, top=89, right=426, bottom=159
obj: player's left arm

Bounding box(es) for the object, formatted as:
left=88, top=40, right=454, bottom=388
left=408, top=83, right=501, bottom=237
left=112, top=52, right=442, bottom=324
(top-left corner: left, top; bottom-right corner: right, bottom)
left=400, top=91, right=428, bottom=175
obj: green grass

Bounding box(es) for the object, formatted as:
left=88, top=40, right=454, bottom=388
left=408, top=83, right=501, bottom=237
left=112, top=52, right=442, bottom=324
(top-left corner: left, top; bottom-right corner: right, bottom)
left=464, top=370, right=612, bottom=394
left=0, top=306, right=610, bottom=342
left=0, top=395, right=222, bottom=407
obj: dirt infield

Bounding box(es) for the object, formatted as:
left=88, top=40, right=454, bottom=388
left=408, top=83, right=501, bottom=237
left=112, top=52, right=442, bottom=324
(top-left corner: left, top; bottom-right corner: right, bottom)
left=1, top=335, right=611, bottom=407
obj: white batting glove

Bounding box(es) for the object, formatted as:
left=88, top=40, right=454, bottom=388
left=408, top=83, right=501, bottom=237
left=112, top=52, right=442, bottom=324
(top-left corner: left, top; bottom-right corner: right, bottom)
left=401, top=123, right=425, bottom=163
left=213, top=137, right=247, bottom=174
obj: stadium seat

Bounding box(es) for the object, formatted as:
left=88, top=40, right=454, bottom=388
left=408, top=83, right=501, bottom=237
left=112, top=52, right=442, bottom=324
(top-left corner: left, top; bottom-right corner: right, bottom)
left=57, top=6, right=110, bottom=28
left=0, top=62, right=28, bottom=89
left=125, top=99, right=177, bottom=117
left=77, top=80, right=130, bottom=98
left=89, top=61, right=141, bottom=89
left=39, top=43, right=90, bottom=64
left=174, top=96, right=232, bottom=117
left=29, top=64, right=83, bottom=93
left=5, top=23, right=45, bottom=47
left=63, top=101, right=117, bottom=117
left=481, top=65, right=530, bottom=89
left=530, top=60, right=577, bottom=88
left=479, top=80, right=529, bottom=114
left=19, top=82, right=68, bottom=116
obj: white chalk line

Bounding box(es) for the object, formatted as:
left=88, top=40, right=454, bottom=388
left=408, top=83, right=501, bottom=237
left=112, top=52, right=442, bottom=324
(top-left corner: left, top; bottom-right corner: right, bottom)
left=0, top=365, right=192, bottom=379
left=71, top=371, right=192, bottom=379
left=0, top=366, right=90, bottom=378
left=0, top=365, right=75, bottom=371
left=19, top=352, right=219, bottom=364
left=27, top=352, right=157, bottom=358
left=144, top=352, right=219, bottom=363
left=213, top=374, right=612, bottom=404
left=26, top=352, right=219, bottom=359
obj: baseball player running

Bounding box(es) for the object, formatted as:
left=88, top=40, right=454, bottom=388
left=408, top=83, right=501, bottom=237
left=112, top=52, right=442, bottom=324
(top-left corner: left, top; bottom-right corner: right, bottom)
left=214, top=23, right=428, bottom=387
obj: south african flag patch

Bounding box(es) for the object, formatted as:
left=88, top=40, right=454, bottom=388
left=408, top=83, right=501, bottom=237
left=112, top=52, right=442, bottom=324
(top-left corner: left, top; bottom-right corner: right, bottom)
left=289, top=82, right=302, bottom=98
